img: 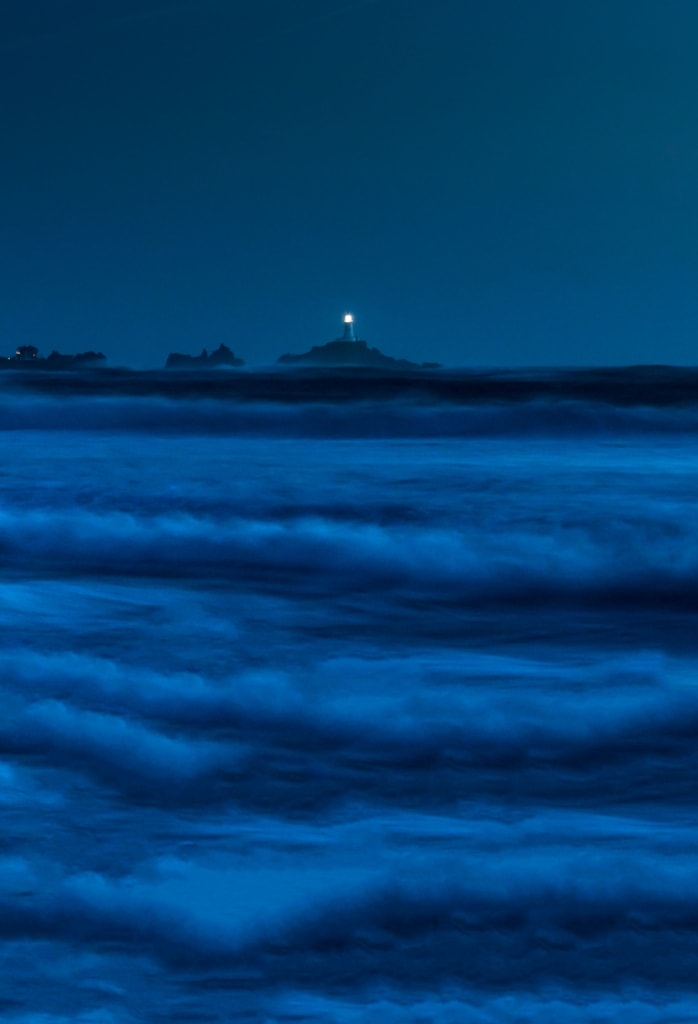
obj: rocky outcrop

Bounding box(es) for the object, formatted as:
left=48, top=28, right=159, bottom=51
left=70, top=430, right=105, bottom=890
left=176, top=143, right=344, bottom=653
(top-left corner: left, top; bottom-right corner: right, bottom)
left=1, top=347, right=106, bottom=369
left=277, top=339, right=439, bottom=370
left=165, top=344, right=244, bottom=369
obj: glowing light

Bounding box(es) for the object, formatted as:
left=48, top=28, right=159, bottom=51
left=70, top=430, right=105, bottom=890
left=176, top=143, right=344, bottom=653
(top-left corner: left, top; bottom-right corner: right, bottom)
left=344, top=314, right=354, bottom=324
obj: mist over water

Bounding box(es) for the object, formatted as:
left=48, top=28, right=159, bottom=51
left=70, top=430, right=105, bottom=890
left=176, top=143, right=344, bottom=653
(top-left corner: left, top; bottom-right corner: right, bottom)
left=1, top=368, right=697, bottom=1021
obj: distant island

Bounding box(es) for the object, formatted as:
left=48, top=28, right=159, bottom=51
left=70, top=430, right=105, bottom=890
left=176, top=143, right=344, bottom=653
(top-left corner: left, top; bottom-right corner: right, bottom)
left=1, top=317, right=438, bottom=373
left=165, top=344, right=244, bottom=369
left=278, top=315, right=439, bottom=370
left=1, top=345, right=106, bottom=370
left=278, top=339, right=439, bottom=370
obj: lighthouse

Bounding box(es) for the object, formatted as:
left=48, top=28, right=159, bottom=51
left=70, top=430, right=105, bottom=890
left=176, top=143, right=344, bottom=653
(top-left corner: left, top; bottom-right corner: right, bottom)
left=342, top=314, right=355, bottom=341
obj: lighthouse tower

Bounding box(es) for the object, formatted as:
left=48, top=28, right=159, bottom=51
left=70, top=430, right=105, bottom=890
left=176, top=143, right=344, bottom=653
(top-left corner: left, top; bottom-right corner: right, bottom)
left=342, top=314, right=355, bottom=341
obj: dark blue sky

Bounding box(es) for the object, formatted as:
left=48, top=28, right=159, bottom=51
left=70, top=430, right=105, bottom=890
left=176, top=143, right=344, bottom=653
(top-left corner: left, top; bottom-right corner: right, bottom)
left=2, top=0, right=698, bottom=366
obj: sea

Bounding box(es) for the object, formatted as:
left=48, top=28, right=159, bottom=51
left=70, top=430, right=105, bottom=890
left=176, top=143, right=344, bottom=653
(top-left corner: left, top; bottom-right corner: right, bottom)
left=1, top=365, right=697, bottom=1022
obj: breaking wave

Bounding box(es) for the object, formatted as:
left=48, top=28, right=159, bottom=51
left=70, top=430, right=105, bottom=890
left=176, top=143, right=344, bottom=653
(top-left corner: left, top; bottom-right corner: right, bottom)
left=1, top=368, right=697, bottom=1020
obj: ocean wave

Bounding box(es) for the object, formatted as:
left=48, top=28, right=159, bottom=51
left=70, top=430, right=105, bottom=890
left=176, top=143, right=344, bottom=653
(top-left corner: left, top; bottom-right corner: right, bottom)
left=4, top=391, right=698, bottom=438
left=2, top=404, right=696, bottom=1019
left=2, top=505, right=698, bottom=612
left=2, top=647, right=697, bottom=815
left=2, top=855, right=697, bottom=988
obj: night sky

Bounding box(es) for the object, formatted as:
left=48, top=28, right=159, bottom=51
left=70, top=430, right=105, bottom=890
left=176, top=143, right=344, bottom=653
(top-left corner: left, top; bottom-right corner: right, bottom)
left=2, top=0, right=698, bottom=368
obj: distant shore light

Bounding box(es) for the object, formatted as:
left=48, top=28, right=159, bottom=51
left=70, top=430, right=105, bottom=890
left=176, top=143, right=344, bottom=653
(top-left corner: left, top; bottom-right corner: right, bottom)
left=344, top=314, right=354, bottom=324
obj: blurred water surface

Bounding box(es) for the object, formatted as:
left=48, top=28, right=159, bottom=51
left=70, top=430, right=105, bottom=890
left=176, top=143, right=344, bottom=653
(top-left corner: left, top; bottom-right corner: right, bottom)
left=1, top=374, right=697, bottom=1021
